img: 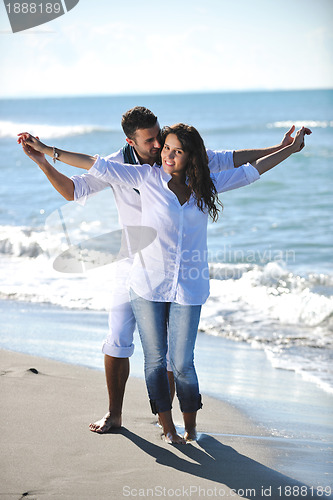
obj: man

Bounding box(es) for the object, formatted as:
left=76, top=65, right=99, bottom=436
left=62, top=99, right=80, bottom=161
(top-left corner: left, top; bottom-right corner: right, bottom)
left=18, top=107, right=298, bottom=433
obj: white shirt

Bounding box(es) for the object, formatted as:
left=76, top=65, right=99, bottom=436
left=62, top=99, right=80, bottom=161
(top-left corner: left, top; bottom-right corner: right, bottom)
left=71, top=148, right=142, bottom=226
left=71, top=148, right=235, bottom=227
left=88, top=156, right=260, bottom=305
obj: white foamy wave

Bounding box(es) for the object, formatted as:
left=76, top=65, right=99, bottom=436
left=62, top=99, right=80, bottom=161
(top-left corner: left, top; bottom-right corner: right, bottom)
left=0, top=221, right=109, bottom=260
left=0, top=226, right=47, bottom=258
left=1, top=228, right=332, bottom=392
left=265, top=347, right=333, bottom=395
left=200, top=262, right=333, bottom=393
left=0, top=225, right=66, bottom=258
left=207, top=262, right=333, bottom=328
left=0, top=252, right=113, bottom=311
left=267, top=120, right=333, bottom=129
left=0, top=120, right=113, bottom=139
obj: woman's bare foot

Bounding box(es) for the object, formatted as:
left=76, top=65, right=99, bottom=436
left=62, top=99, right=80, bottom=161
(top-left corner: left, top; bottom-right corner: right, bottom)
left=184, top=428, right=197, bottom=442
left=158, top=410, right=186, bottom=444
left=89, top=412, right=121, bottom=433
left=183, top=411, right=197, bottom=442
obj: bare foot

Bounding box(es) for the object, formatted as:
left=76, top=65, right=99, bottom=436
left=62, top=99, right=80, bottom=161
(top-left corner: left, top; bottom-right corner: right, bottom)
left=164, top=431, right=186, bottom=444
left=89, top=412, right=121, bottom=434
left=158, top=410, right=185, bottom=444
left=184, top=428, right=197, bottom=442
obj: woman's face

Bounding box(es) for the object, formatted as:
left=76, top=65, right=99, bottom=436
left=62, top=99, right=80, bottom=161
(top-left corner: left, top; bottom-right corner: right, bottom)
left=161, top=134, right=189, bottom=177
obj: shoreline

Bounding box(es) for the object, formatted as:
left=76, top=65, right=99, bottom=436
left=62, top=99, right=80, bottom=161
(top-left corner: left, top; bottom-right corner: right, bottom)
left=1, top=348, right=332, bottom=500
left=0, top=298, right=332, bottom=494
left=1, top=298, right=332, bottom=438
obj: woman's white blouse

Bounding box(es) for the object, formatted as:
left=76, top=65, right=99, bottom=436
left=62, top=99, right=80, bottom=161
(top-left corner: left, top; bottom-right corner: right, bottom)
left=89, top=156, right=260, bottom=305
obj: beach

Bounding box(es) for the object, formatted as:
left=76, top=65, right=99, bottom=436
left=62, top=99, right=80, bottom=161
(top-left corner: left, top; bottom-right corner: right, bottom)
left=1, top=347, right=332, bottom=500
left=1, top=89, right=332, bottom=499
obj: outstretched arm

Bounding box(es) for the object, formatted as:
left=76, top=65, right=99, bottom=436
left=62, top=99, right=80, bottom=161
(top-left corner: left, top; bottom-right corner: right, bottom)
left=17, top=133, right=95, bottom=170
left=233, top=126, right=297, bottom=168
left=252, top=127, right=311, bottom=175
left=21, top=140, right=75, bottom=200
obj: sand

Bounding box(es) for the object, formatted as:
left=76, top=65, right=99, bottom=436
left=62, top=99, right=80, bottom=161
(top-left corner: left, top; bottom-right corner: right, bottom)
left=1, top=348, right=331, bottom=500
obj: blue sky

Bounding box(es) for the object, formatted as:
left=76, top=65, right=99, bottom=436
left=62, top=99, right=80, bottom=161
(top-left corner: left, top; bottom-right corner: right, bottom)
left=0, top=0, right=332, bottom=98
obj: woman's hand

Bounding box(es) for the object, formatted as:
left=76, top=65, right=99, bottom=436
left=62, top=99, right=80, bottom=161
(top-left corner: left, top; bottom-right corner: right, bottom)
left=291, top=126, right=312, bottom=153
left=280, top=125, right=295, bottom=148
left=17, top=132, right=47, bottom=154
left=21, top=136, right=46, bottom=165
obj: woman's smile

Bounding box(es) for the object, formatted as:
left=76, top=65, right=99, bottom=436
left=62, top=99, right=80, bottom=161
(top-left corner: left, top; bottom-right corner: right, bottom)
left=161, top=133, right=189, bottom=176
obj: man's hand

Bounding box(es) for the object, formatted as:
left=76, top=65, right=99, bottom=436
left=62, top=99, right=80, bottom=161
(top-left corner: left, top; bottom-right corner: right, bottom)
left=291, top=126, right=312, bottom=153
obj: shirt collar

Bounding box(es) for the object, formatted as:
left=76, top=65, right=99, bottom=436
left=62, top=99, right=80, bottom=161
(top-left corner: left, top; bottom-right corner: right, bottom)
left=159, top=165, right=192, bottom=187
left=132, top=147, right=140, bottom=165
left=160, top=165, right=172, bottom=184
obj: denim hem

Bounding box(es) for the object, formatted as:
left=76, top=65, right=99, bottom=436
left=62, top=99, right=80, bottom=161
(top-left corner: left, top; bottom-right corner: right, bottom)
left=149, top=399, right=172, bottom=415
left=179, top=394, right=203, bottom=413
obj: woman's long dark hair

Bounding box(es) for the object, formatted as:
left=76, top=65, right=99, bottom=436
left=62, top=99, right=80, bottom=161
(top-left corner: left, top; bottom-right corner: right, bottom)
left=161, top=123, right=222, bottom=222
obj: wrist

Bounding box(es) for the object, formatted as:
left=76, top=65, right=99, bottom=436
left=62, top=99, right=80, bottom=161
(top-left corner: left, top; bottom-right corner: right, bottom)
left=43, top=145, right=53, bottom=157
left=287, top=142, right=298, bottom=155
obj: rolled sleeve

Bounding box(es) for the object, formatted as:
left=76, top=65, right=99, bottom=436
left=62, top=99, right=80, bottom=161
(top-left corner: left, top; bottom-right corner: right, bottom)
left=207, top=149, right=235, bottom=173
left=90, top=155, right=152, bottom=188
left=71, top=172, right=110, bottom=206
left=212, top=163, right=260, bottom=193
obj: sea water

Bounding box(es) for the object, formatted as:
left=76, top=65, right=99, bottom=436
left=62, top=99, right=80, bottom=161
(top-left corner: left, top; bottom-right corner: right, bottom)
left=0, top=89, right=332, bottom=399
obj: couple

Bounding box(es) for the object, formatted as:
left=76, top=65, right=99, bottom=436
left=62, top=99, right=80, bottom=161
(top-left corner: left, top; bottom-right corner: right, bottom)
left=18, top=107, right=311, bottom=444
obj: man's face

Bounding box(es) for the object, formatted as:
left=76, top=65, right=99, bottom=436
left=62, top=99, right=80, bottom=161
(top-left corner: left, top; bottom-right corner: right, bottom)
left=126, top=123, right=161, bottom=164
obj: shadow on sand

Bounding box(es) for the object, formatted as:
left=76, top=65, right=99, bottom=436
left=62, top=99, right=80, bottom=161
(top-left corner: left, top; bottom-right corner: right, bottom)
left=120, top=427, right=329, bottom=499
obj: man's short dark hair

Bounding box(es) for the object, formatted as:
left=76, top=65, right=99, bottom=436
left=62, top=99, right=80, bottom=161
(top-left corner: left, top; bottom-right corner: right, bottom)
left=121, top=106, right=158, bottom=140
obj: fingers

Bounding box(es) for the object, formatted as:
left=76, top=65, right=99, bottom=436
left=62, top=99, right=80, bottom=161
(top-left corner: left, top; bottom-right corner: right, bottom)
left=17, top=132, right=38, bottom=147
left=287, top=124, right=295, bottom=136
left=293, top=126, right=309, bottom=152
left=17, top=132, right=31, bottom=144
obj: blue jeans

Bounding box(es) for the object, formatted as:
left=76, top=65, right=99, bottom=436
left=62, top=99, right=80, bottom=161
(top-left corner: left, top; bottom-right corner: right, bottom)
left=130, top=289, right=202, bottom=414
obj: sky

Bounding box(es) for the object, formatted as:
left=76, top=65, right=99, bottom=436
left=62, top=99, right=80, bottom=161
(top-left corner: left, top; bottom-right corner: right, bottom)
left=0, top=0, right=332, bottom=98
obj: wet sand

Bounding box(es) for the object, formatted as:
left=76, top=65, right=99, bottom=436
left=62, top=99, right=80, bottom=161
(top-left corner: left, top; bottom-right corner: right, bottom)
left=1, top=348, right=330, bottom=500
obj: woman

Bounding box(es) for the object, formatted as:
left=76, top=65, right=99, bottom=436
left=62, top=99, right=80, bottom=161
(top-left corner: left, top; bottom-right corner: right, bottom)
left=18, top=123, right=310, bottom=444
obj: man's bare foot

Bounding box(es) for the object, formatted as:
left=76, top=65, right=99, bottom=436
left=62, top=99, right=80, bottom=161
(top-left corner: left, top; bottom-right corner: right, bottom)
left=89, top=412, right=121, bottom=434
left=184, top=428, right=197, bottom=442
left=164, top=431, right=186, bottom=444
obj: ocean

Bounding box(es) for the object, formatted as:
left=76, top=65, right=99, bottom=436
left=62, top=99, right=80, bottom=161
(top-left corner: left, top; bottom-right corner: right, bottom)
left=0, top=88, right=332, bottom=402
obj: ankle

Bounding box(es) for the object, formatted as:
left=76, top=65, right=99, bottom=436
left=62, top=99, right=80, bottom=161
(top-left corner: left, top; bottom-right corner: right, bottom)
left=108, top=409, right=122, bottom=418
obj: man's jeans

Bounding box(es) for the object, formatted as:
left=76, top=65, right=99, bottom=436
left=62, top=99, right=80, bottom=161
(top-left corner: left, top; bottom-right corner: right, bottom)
left=130, top=289, right=203, bottom=414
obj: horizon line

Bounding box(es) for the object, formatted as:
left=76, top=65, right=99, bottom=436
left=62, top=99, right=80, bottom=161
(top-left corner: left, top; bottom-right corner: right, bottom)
left=1, top=87, right=332, bottom=101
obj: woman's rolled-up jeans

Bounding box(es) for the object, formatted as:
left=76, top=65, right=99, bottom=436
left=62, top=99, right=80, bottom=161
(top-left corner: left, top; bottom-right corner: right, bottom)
left=130, top=289, right=203, bottom=415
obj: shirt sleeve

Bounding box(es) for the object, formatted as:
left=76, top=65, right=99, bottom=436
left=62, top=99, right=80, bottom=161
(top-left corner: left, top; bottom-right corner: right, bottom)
left=212, top=163, right=260, bottom=193
left=89, top=155, right=152, bottom=188
left=71, top=172, right=110, bottom=206
left=207, top=149, right=235, bottom=173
